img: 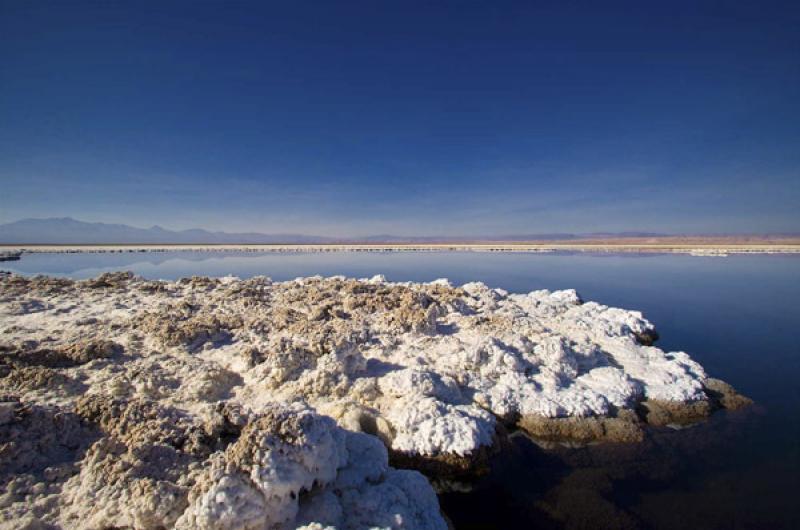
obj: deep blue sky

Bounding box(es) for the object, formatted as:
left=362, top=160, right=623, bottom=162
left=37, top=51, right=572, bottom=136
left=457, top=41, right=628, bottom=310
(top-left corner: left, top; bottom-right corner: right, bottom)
left=1, top=1, right=798, bottom=236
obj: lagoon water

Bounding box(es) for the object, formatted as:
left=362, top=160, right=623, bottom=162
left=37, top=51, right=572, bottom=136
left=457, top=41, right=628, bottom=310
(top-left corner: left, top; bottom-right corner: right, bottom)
left=5, top=251, right=800, bottom=529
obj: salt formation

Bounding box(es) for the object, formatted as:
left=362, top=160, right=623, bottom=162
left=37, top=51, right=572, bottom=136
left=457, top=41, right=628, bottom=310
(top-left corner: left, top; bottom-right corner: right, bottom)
left=0, top=271, right=749, bottom=528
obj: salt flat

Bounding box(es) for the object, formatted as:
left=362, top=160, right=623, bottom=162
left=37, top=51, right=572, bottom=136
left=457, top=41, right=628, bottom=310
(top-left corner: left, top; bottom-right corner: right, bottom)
left=0, top=271, right=750, bottom=529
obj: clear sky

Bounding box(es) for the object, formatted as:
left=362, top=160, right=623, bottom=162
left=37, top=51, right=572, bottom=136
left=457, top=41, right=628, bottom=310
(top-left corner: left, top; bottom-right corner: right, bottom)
left=1, top=1, right=798, bottom=236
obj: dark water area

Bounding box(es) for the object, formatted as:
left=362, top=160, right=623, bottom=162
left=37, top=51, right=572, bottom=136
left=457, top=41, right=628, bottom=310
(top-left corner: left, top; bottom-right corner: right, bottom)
left=5, top=251, right=800, bottom=529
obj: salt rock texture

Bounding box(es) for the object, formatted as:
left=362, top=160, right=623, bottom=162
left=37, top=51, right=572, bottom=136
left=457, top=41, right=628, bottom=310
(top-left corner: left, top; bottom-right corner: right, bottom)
left=0, top=271, right=749, bottom=528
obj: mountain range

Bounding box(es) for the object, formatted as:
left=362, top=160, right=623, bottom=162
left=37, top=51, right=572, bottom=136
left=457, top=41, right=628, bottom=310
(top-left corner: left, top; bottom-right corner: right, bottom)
left=0, top=217, right=789, bottom=245
left=0, top=218, right=337, bottom=244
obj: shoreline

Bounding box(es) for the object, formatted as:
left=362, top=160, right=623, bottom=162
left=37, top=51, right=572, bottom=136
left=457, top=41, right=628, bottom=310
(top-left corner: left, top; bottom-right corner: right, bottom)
left=3, top=243, right=800, bottom=255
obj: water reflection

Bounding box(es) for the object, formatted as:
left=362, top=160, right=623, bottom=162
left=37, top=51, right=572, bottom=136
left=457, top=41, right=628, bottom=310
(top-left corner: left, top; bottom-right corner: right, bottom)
left=441, top=407, right=788, bottom=529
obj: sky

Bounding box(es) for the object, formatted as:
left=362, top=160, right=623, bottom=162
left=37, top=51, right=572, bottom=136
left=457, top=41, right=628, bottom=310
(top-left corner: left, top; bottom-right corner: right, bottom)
left=1, top=1, right=798, bottom=237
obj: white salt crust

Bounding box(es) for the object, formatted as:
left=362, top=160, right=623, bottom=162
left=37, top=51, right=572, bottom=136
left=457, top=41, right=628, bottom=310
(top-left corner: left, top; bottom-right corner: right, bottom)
left=0, top=272, right=710, bottom=528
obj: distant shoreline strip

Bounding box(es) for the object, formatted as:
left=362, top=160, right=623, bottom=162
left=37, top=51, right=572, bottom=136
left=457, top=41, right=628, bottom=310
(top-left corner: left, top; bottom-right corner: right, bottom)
left=2, top=244, right=800, bottom=255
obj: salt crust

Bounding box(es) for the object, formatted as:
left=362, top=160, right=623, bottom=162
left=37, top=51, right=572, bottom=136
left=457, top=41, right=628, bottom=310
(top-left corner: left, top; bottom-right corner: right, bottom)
left=0, top=272, right=717, bottom=528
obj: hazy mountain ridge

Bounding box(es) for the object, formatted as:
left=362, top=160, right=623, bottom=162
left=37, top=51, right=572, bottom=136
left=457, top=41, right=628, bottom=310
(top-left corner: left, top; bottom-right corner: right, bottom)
left=0, top=218, right=335, bottom=244
left=0, top=218, right=795, bottom=244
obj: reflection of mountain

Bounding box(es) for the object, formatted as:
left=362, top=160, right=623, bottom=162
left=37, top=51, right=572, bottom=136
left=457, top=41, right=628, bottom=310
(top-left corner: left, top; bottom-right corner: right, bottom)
left=4, top=251, right=270, bottom=275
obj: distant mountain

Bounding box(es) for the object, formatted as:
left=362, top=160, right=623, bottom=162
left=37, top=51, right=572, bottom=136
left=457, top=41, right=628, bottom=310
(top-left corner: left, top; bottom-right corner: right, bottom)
left=0, top=218, right=634, bottom=244
left=1, top=217, right=792, bottom=245
left=0, top=218, right=334, bottom=244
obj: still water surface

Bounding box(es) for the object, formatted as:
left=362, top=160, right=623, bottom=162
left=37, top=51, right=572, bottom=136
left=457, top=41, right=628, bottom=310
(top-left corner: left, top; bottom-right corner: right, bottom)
left=5, top=251, right=800, bottom=529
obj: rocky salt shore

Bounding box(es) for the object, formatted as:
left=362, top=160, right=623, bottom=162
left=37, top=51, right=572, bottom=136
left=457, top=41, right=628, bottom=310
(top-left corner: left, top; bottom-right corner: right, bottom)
left=0, top=271, right=750, bottom=529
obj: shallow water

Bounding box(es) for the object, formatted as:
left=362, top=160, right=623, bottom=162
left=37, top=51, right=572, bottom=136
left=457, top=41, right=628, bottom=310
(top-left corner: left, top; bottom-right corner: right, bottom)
left=5, top=251, right=800, bottom=529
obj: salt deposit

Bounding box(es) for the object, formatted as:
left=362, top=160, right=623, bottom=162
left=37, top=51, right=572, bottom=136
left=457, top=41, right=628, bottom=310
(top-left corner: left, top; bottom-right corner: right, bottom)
left=0, top=271, right=749, bottom=528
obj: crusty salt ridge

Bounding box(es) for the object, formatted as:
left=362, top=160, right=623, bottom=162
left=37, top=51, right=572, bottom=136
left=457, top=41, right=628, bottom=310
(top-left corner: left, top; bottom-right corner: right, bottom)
left=0, top=397, right=446, bottom=530
left=0, top=271, right=750, bottom=528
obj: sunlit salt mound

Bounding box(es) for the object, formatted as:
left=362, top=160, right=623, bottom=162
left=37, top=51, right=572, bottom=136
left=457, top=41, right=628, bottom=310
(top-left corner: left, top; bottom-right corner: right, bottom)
left=0, top=272, right=750, bottom=528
